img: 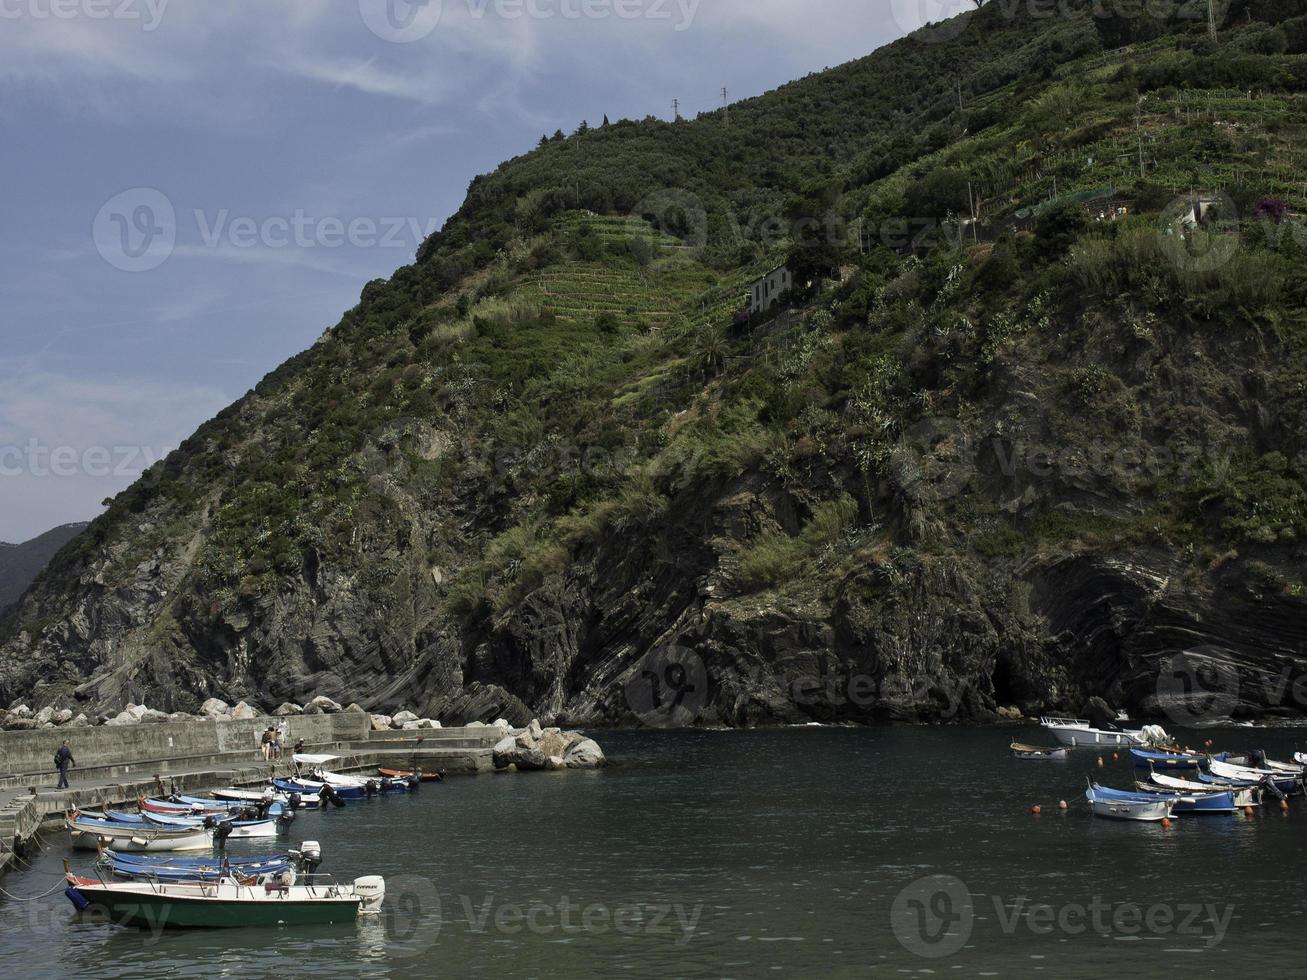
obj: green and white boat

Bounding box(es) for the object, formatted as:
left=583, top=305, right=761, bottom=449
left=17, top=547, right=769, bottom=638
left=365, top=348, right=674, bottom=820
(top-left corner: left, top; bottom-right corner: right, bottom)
left=64, top=872, right=386, bottom=928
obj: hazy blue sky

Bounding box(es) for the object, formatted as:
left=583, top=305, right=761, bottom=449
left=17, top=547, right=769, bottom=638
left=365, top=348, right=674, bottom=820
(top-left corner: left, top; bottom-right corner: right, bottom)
left=0, top=0, right=951, bottom=542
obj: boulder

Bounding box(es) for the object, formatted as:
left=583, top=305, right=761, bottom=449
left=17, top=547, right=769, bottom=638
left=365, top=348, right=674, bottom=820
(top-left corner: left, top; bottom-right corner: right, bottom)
left=52, top=708, right=73, bottom=725
left=106, top=710, right=140, bottom=726
left=10, top=704, right=32, bottom=719
left=344, top=702, right=367, bottom=715
left=370, top=714, right=393, bottom=732
left=492, top=718, right=512, bottom=732
left=513, top=746, right=549, bottom=771
left=546, top=755, right=566, bottom=771
left=67, top=713, right=91, bottom=728
left=35, top=706, right=54, bottom=725
left=420, top=719, right=442, bottom=729
left=2, top=717, right=38, bottom=731
left=996, top=705, right=1023, bottom=721
left=230, top=701, right=258, bottom=720
left=274, top=703, right=303, bottom=717
left=401, top=721, right=424, bottom=731
left=527, top=718, right=543, bottom=740
left=537, top=730, right=570, bottom=759
left=140, top=708, right=170, bottom=723
left=564, top=739, right=606, bottom=769
left=493, top=735, right=518, bottom=768
left=167, top=712, right=191, bottom=723
left=467, top=721, right=488, bottom=729
left=561, top=731, right=585, bottom=751
left=392, top=710, right=419, bottom=725
left=200, top=698, right=230, bottom=718
left=123, top=703, right=149, bottom=721
left=308, top=696, right=342, bottom=714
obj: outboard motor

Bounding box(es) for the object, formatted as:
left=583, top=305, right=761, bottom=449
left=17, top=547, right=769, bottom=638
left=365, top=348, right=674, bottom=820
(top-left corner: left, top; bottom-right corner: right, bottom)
left=275, top=808, right=296, bottom=833
left=365, top=780, right=379, bottom=798
left=320, top=785, right=346, bottom=809
left=214, top=821, right=235, bottom=849
left=353, top=876, right=386, bottom=914
left=203, top=815, right=220, bottom=830
left=1250, top=749, right=1267, bottom=770
left=289, top=792, right=303, bottom=811
left=296, top=840, right=323, bottom=877
left=1262, top=775, right=1287, bottom=802
left=407, top=774, right=420, bottom=789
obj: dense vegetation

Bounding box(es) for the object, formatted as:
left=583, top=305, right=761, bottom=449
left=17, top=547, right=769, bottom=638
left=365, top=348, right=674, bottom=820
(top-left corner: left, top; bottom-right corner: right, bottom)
left=4, top=0, right=1307, bottom=721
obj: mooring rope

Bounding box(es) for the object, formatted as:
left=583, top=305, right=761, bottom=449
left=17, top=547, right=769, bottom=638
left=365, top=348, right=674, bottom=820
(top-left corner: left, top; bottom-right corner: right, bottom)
left=0, top=879, right=67, bottom=901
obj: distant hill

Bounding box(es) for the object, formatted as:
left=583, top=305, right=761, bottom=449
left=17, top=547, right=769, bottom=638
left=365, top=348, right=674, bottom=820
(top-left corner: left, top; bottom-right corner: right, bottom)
left=0, top=524, right=88, bottom=612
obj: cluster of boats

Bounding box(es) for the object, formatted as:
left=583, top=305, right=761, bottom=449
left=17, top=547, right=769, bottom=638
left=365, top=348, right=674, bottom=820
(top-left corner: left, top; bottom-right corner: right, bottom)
left=1015, top=717, right=1307, bottom=823
left=62, top=755, right=439, bottom=928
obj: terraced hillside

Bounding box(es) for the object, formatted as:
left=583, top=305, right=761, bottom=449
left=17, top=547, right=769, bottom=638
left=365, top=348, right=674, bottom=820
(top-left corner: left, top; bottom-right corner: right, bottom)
left=4, top=1, right=1307, bottom=727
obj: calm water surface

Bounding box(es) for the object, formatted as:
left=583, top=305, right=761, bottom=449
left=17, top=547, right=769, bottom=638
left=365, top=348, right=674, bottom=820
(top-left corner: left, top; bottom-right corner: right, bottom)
left=2, top=727, right=1306, bottom=978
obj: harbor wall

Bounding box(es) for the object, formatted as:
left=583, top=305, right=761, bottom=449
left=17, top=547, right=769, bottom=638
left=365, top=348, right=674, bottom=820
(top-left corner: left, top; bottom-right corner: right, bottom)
left=0, top=713, right=370, bottom=775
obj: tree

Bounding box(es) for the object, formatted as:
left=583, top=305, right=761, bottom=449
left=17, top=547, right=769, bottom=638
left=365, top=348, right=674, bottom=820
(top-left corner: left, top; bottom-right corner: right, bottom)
left=785, top=178, right=846, bottom=285
left=602, top=115, right=610, bottom=127
left=552, top=129, right=565, bottom=142
left=538, top=134, right=549, bottom=148
left=576, top=120, right=590, bottom=136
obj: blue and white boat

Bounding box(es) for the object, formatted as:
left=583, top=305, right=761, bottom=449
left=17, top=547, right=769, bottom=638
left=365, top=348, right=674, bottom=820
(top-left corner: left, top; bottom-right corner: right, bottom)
left=1143, top=773, right=1260, bottom=807
left=1085, top=784, right=1173, bottom=822
left=1118, top=785, right=1238, bottom=815
left=1130, top=748, right=1205, bottom=770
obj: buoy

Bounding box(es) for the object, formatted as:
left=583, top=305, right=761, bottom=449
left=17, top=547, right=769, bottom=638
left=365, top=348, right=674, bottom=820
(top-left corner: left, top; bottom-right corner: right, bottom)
left=1112, top=752, right=1119, bottom=761
left=1031, top=804, right=1042, bottom=815
left=1244, top=806, right=1255, bottom=818
left=1280, top=800, right=1290, bottom=814
left=1161, top=817, right=1171, bottom=829
left=1204, top=740, right=1214, bottom=749
left=1097, top=756, right=1105, bottom=768
left=1058, top=800, right=1068, bottom=810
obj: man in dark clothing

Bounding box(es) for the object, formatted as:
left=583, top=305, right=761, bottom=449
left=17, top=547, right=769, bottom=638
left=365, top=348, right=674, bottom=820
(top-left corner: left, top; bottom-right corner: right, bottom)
left=55, top=741, right=75, bottom=789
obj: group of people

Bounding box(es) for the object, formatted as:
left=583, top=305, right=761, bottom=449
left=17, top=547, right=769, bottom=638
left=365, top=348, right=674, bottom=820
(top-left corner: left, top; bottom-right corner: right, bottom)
left=260, top=722, right=291, bottom=760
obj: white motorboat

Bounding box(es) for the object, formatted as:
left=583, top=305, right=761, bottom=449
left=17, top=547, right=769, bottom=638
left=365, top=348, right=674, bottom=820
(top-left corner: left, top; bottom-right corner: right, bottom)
left=1041, top=716, right=1146, bottom=748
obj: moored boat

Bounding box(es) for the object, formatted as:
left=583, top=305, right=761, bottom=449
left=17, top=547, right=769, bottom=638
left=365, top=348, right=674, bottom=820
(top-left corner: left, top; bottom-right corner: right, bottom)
left=1130, top=748, right=1204, bottom=770
left=67, top=811, right=213, bottom=852
left=1009, top=742, right=1070, bottom=761
left=1143, top=773, right=1260, bottom=807
left=1041, top=716, right=1146, bottom=748
left=64, top=872, right=385, bottom=928
left=1085, top=785, right=1174, bottom=822
left=378, top=767, right=443, bottom=782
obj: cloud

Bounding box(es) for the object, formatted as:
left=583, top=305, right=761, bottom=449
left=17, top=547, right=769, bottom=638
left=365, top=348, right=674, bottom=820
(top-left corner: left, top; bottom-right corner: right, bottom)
left=0, top=371, right=231, bottom=541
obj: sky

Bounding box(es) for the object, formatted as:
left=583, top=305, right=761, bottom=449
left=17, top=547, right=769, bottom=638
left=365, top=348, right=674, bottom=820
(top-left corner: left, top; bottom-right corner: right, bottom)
left=0, top=0, right=962, bottom=543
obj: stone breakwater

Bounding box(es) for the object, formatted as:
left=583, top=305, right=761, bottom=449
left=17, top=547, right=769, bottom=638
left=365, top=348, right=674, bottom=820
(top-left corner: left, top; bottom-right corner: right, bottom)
left=493, top=718, right=607, bottom=771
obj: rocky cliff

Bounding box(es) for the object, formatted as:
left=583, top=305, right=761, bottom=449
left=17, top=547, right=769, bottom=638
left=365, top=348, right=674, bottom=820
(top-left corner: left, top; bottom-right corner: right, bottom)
left=3, top=2, right=1307, bottom=727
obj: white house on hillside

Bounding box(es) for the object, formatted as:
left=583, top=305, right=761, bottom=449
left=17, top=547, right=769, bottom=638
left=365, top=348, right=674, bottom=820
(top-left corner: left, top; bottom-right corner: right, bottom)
left=748, top=264, right=792, bottom=315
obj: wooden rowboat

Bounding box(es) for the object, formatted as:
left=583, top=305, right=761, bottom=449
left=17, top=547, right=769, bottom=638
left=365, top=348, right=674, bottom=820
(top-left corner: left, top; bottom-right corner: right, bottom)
left=378, top=767, right=443, bottom=782
left=1085, top=785, right=1174, bottom=822
left=1009, top=742, right=1070, bottom=760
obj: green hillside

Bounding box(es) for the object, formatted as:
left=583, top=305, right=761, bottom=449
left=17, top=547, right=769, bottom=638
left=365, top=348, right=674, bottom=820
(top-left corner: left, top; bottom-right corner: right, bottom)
left=4, top=1, right=1307, bottom=724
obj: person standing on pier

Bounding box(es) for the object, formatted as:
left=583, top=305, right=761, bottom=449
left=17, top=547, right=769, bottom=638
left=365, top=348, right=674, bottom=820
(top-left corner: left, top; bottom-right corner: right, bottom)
left=54, top=740, right=75, bottom=789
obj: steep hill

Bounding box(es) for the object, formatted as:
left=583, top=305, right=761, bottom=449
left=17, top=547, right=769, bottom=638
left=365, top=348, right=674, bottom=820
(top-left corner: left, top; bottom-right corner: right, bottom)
left=4, top=1, right=1307, bottom=726
left=0, top=524, right=89, bottom=613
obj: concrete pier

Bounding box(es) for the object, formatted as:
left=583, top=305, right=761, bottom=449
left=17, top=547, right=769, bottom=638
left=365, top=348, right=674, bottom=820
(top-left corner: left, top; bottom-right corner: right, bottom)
left=0, top=717, right=504, bottom=879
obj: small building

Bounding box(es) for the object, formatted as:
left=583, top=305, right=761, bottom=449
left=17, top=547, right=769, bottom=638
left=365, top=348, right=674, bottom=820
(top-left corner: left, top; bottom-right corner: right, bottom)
left=747, top=264, right=792, bottom=315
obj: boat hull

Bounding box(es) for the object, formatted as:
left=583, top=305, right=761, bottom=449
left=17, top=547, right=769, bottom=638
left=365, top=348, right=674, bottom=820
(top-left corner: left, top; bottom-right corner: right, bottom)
left=71, top=887, right=359, bottom=928
left=1086, top=786, right=1173, bottom=822
left=1042, top=719, right=1144, bottom=747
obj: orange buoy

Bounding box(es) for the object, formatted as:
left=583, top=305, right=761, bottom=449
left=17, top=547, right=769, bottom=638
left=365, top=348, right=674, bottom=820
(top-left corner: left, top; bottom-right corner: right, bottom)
left=1204, top=740, right=1214, bottom=749
left=1244, top=806, right=1255, bottom=818
left=1161, top=817, right=1172, bottom=829
left=1112, top=752, right=1119, bottom=761
left=1281, top=800, right=1290, bottom=814
left=1031, top=804, right=1042, bottom=815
